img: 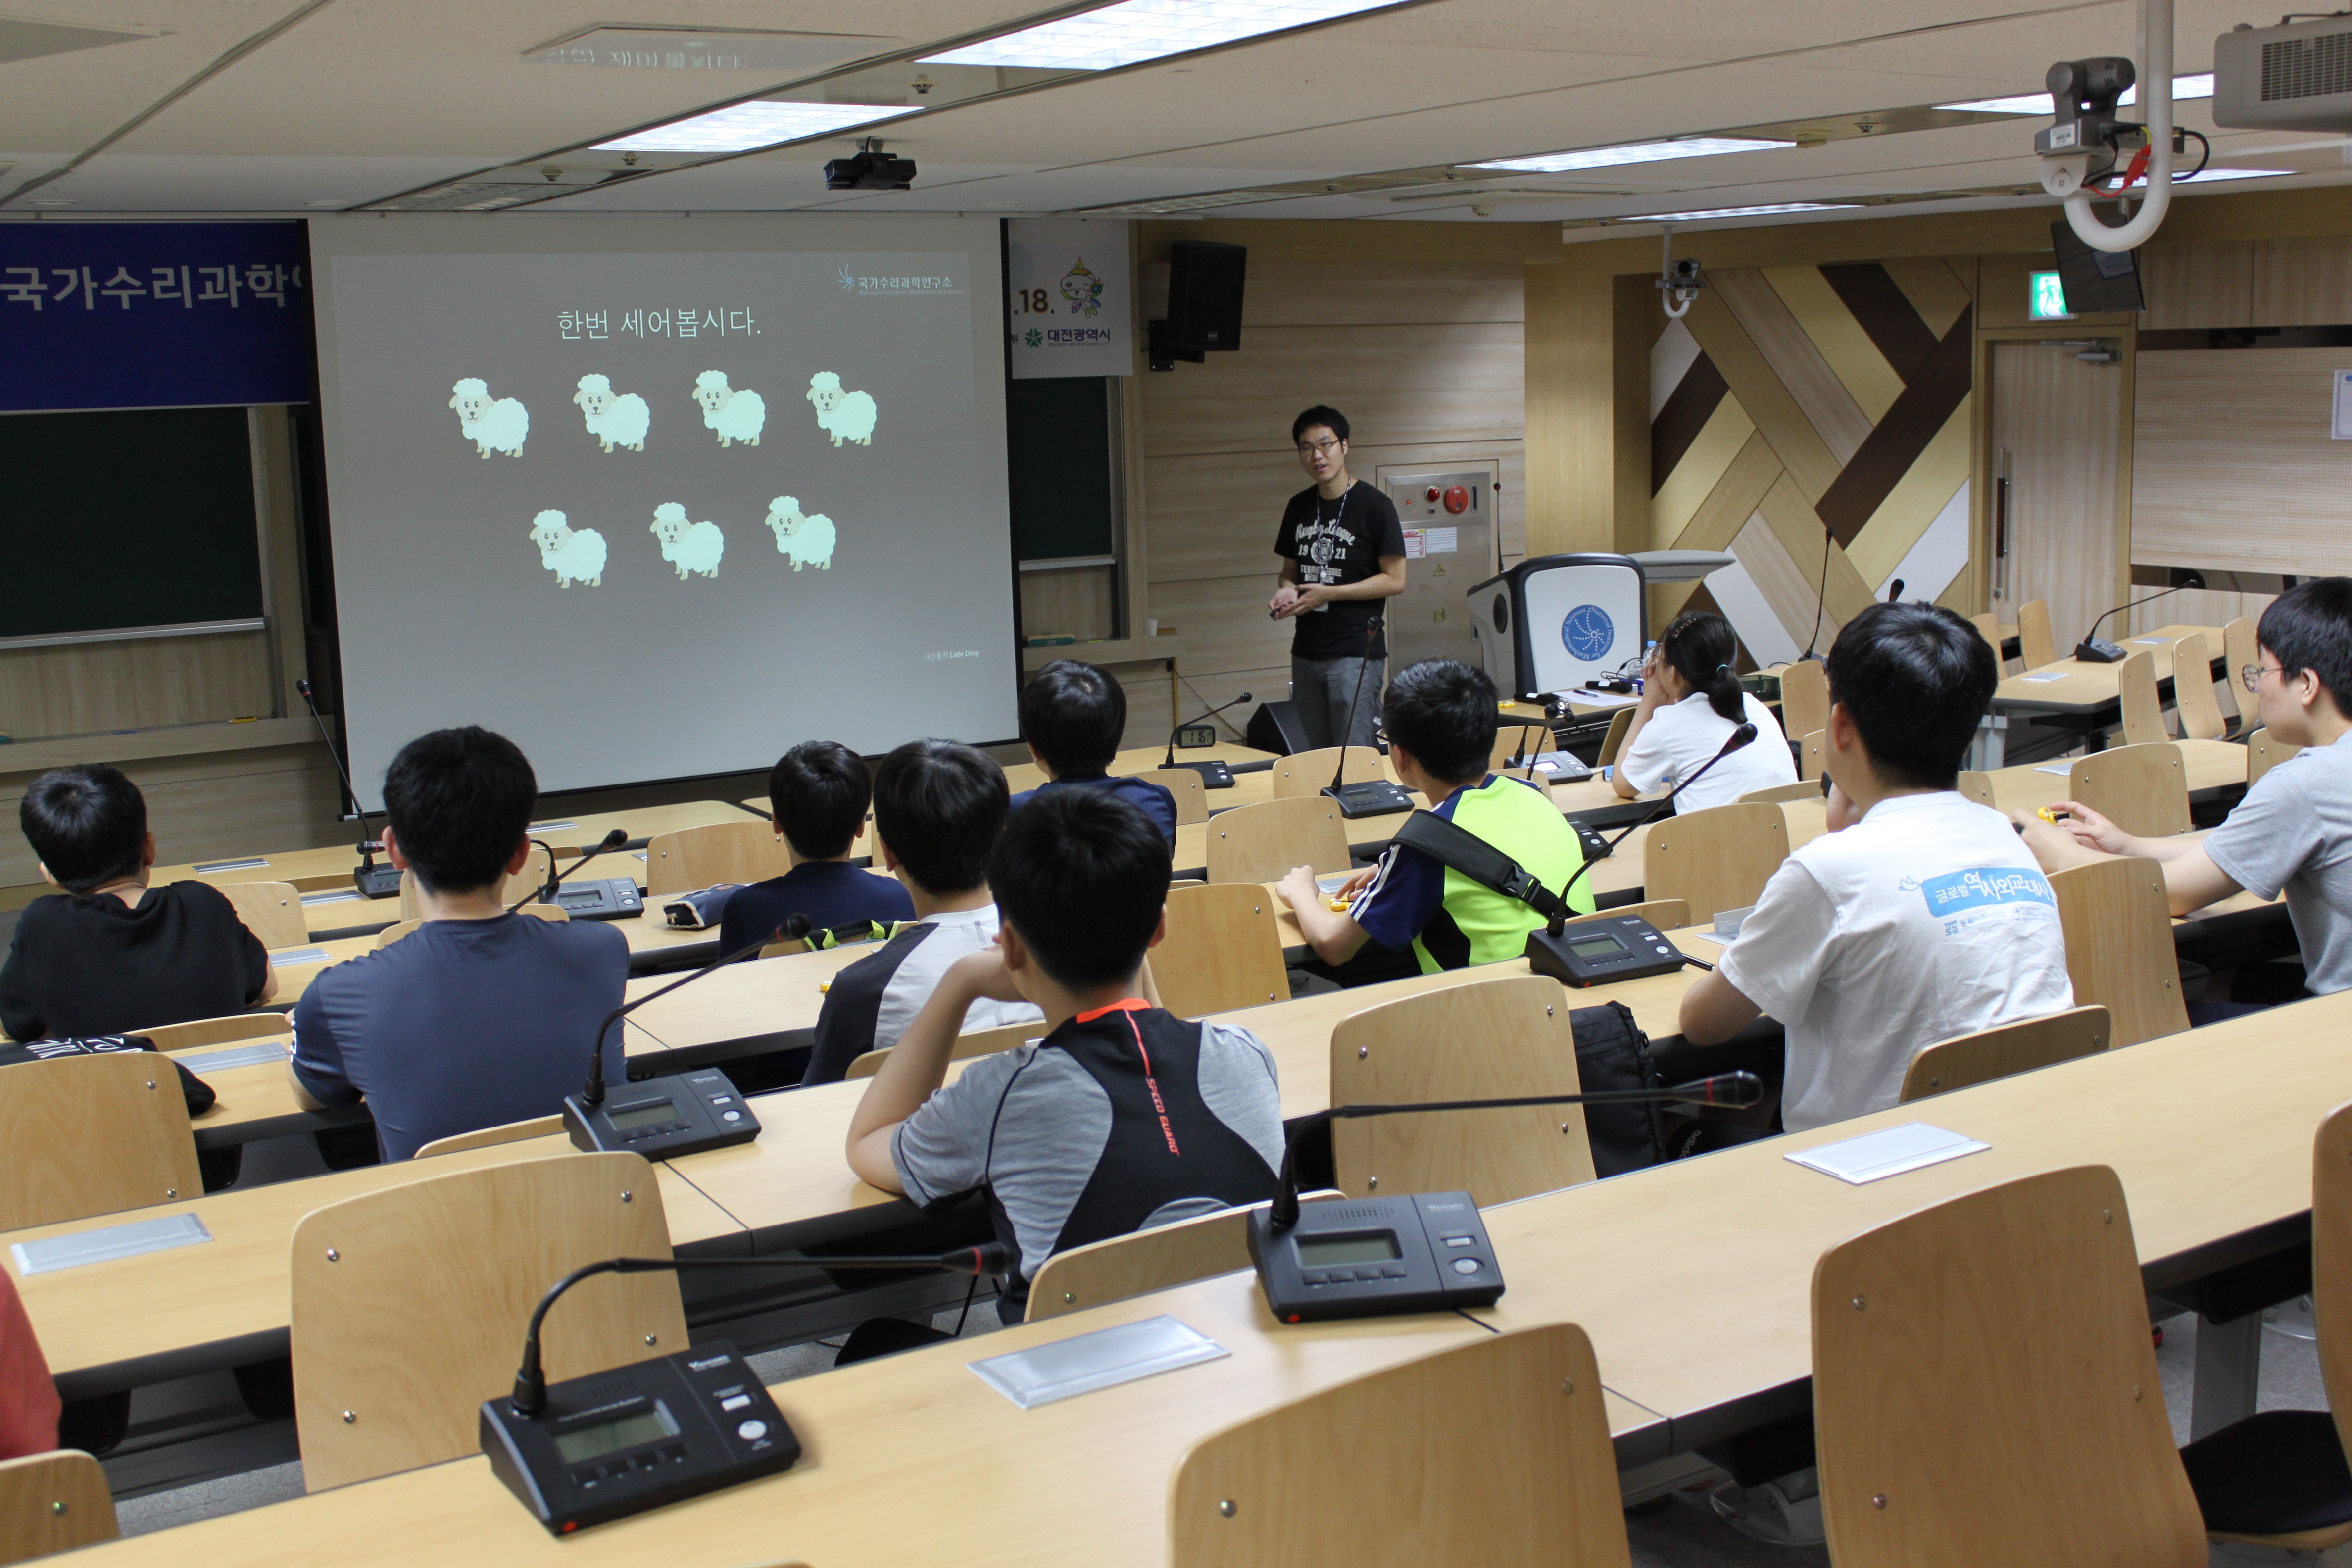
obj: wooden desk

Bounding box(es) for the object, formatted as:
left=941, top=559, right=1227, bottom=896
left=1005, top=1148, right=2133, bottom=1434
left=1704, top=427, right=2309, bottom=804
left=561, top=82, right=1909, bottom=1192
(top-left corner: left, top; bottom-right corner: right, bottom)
left=999, top=740, right=1278, bottom=797
left=1991, top=623, right=2226, bottom=752
left=260, top=914, right=726, bottom=1006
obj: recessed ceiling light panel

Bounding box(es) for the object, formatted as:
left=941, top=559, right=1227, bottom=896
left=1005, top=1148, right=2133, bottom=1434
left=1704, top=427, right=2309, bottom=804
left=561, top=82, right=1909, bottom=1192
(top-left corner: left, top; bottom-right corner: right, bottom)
left=1937, top=72, right=2214, bottom=115
left=1467, top=136, right=1793, bottom=173
left=593, top=100, right=917, bottom=153
left=525, top=27, right=892, bottom=72
left=2173, top=166, right=2296, bottom=182
left=1625, top=201, right=1861, bottom=222
left=922, top=0, right=1411, bottom=72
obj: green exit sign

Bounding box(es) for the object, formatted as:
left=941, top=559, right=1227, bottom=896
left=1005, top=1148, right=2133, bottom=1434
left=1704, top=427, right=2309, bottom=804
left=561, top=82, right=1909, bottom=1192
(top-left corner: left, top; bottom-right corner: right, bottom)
left=2029, top=270, right=2072, bottom=321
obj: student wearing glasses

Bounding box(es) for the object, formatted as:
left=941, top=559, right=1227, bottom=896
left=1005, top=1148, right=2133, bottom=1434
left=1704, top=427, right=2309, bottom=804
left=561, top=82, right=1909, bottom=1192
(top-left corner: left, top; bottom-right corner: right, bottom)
left=2017, top=577, right=2352, bottom=997
left=1267, top=405, right=1407, bottom=749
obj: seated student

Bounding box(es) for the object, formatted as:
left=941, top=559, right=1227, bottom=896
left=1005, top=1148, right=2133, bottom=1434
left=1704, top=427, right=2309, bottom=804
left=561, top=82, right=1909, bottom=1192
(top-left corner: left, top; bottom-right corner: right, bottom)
left=2018, top=577, right=2352, bottom=998
left=1007, top=660, right=1177, bottom=847
left=0, top=765, right=274, bottom=1042
left=1278, top=658, right=1596, bottom=973
left=804, top=739, right=1044, bottom=1083
left=288, top=727, right=628, bottom=1160
left=1679, top=603, right=2074, bottom=1132
left=719, top=740, right=913, bottom=953
left=1611, top=610, right=1797, bottom=810
left=845, top=789, right=1283, bottom=1323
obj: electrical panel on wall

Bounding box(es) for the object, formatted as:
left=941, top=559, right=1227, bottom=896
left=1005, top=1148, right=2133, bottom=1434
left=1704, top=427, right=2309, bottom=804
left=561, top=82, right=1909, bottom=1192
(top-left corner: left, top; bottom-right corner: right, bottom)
left=1378, top=464, right=1501, bottom=674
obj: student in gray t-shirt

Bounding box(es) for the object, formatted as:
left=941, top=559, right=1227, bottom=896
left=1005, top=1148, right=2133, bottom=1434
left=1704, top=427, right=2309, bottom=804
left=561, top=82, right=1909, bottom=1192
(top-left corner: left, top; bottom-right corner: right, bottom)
left=2017, top=578, right=2352, bottom=995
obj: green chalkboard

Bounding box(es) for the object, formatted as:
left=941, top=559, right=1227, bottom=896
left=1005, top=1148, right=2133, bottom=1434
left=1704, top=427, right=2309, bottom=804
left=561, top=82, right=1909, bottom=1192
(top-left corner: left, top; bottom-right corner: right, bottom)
left=1007, top=376, right=1116, bottom=562
left=0, top=406, right=263, bottom=639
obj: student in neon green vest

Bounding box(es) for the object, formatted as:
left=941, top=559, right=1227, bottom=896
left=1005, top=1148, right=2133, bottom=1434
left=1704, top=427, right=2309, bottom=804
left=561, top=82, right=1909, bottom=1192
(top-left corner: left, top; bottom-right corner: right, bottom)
left=1279, top=659, right=1596, bottom=974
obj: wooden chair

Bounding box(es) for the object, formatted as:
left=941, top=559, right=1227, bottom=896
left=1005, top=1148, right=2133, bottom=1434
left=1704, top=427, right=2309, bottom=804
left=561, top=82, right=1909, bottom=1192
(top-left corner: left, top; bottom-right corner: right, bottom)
left=1739, top=779, right=1821, bottom=805
left=0, top=1451, right=118, bottom=1565
left=1799, top=728, right=1826, bottom=783
left=0, top=1053, right=203, bottom=1230
left=1969, top=611, right=2007, bottom=671
left=1205, top=797, right=1351, bottom=885
left=1491, top=723, right=1551, bottom=771
left=1956, top=771, right=1996, bottom=807
left=218, top=881, right=307, bottom=951
left=1641, top=803, right=1788, bottom=925
left=1900, top=1004, right=2112, bottom=1102
left=1597, top=708, right=1634, bottom=768
left=2170, top=631, right=2227, bottom=741
left=1272, top=747, right=1385, bottom=799
left=645, top=820, right=789, bottom=898
left=2067, top=741, right=2190, bottom=839
left=1564, top=898, right=1690, bottom=932
left=2017, top=597, right=2059, bottom=670
left=844, top=1017, right=1042, bottom=1081
left=2117, top=649, right=2170, bottom=746
left=136, top=1012, right=291, bottom=1052
left=497, top=843, right=562, bottom=908
left=1169, top=1323, right=1629, bottom=1568
left=1028, top=1199, right=1287, bottom=1323
left=1778, top=659, right=1828, bottom=757
left=1328, top=974, right=1596, bottom=1209
left=1136, top=768, right=1210, bottom=827
left=291, top=1153, right=686, bottom=1492
left=2049, top=858, right=2190, bottom=1046
left=1154, top=883, right=1291, bottom=1018
left=2222, top=614, right=2258, bottom=733
left=413, top=1114, right=563, bottom=1159
left=1812, top=1166, right=2206, bottom=1567
left=2248, top=726, right=2301, bottom=787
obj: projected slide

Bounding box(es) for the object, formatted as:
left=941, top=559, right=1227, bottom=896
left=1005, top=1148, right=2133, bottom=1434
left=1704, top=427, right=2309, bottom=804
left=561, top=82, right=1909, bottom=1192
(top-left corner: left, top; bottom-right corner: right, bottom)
left=309, top=217, right=1016, bottom=800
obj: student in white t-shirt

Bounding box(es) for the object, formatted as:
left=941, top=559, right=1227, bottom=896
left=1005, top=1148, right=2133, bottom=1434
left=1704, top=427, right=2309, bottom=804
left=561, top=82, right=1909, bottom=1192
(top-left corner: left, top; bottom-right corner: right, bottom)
left=1611, top=611, right=1796, bottom=812
left=1678, top=603, right=2075, bottom=1133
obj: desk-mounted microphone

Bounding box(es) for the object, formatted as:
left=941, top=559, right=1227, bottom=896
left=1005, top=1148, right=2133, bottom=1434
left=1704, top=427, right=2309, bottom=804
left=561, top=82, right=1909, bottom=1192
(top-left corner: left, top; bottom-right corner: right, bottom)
left=1555, top=722, right=1756, bottom=917
left=2074, top=572, right=2207, bottom=664
left=1162, top=691, right=1251, bottom=788
left=294, top=677, right=401, bottom=898
left=1323, top=619, right=1416, bottom=819
left=507, top=828, right=628, bottom=914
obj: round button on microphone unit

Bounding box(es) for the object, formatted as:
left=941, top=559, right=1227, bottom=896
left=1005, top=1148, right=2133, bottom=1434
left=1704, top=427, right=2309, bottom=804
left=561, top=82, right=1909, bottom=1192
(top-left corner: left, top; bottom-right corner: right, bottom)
left=736, top=1419, right=768, bottom=1442
left=1450, top=1257, right=1482, bottom=1275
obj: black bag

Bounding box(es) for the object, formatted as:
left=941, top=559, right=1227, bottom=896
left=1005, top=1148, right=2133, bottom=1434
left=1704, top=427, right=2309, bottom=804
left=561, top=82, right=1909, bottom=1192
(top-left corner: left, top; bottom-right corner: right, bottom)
left=0, top=1035, right=216, bottom=1115
left=1567, top=1000, right=1667, bottom=1176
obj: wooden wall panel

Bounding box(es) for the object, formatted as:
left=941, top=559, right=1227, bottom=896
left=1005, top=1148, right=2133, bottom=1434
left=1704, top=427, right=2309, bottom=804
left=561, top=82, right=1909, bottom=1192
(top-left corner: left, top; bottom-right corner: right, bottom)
left=2138, top=242, right=2253, bottom=330
left=0, top=631, right=276, bottom=741
left=2250, top=237, right=2352, bottom=327
left=1711, top=268, right=1872, bottom=464
left=1523, top=264, right=1617, bottom=557
left=1019, top=566, right=1118, bottom=642
left=1140, top=258, right=1525, bottom=329
left=0, top=743, right=343, bottom=887
left=1149, top=576, right=1294, bottom=677
left=2133, top=347, right=2352, bottom=579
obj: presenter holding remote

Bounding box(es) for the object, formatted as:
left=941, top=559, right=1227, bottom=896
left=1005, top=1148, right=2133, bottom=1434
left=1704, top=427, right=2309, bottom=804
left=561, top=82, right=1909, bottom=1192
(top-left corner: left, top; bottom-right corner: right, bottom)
left=1268, top=405, right=1407, bottom=749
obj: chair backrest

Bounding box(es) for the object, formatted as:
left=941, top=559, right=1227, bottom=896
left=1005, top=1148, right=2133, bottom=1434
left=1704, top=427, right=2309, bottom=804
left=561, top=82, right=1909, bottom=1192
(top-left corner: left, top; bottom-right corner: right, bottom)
left=1169, top=1323, right=1629, bottom=1568
left=2067, top=741, right=2190, bottom=839
left=1799, top=728, right=1826, bottom=782
left=2169, top=631, right=2227, bottom=741
left=497, top=843, right=561, bottom=908
left=1812, top=1166, right=2205, bottom=1567
left=844, top=1017, right=1043, bottom=1081
left=2048, top=858, right=2190, bottom=1046
left=1598, top=708, right=1635, bottom=767
left=1565, top=898, right=1690, bottom=932
left=2117, top=649, right=2169, bottom=746
left=1968, top=612, right=2006, bottom=668
left=644, top=820, right=789, bottom=898
left=0, top=1451, right=117, bottom=1565
left=1777, top=659, right=1828, bottom=755
left=134, top=1011, right=290, bottom=1052
left=1491, top=723, right=1551, bottom=771
left=1272, top=747, right=1385, bottom=799
left=1135, top=768, right=1211, bottom=826
left=0, top=1053, right=202, bottom=1230
left=1205, top=796, right=1351, bottom=884
left=1328, top=974, right=1596, bottom=1208
left=2310, top=1103, right=2352, bottom=1429
left=412, top=1114, right=564, bottom=1159
left=1738, top=779, right=1821, bottom=805
left=1955, top=771, right=1995, bottom=807
left=374, top=919, right=423, bottom=949
left=2017, top=597, right=2058, bottom=669
left=217, top=881, right=307, bottom=951
left=2248, top=725, right=2301, bottom=786
left=1154, top=883, right=1292, bottom=1018
left=1028, top=1201, right=1257, bottom=1322
left=1640, top=803, right=1789, bottom=925
left=291, top=1152, right=686, bottom=1492
left=2222, top=613, right=2259, bottom=730
left=1900, top=1004, right=2112, bottom=1102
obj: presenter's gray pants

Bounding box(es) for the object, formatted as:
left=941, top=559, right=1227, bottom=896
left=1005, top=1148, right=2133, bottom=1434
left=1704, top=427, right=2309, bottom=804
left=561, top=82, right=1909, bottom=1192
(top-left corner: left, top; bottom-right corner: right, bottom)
left=1291, top=654, right=1385, bottom=750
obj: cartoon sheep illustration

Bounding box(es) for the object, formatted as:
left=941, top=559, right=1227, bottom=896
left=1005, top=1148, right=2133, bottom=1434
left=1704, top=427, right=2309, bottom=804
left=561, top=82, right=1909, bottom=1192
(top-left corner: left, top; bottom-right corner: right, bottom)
left=690, top=370, right=765, bottom=448
left=448, top=377, right=528, bottom=459
left=571, top=374, right=648, bottom=453
left=805, top=371, right=878, bottom=448
left=649, top=502, right=723, bottom=580
left=763, top=496, right=836, bottom=571
left=527, top=510, right=606, bottom=588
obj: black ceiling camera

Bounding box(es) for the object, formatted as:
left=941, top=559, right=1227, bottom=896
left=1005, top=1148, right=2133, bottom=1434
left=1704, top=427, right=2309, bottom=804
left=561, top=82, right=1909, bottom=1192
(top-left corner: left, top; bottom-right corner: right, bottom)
left=2036, top=57, right=2136, bottom=173
left=824, top=139, right=915, bottom=191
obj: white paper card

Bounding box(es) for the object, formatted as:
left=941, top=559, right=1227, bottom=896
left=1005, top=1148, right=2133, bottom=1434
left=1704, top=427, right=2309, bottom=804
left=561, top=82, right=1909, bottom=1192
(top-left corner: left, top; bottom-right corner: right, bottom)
left=13, top=1213, right=212, bottom=1275
left=270, top=947, right=330, bottom=965
left=177, top=1041, right=289, bottom=1073
left=1786, top=1122, right=1989, bottom=1185
left=1565, top=689, right=1640, bottom=709
left=2019, top=672, right=2069, bottom=683
left=2036, top=764, right=2074, bottom=776
left=300, top=889, right=361, bottom=905
left=193, top=858, right=268, bottom=873
left=2131, top=637, right=2167, bottom=645
left=968, top=1315, right=1228, bottom=1409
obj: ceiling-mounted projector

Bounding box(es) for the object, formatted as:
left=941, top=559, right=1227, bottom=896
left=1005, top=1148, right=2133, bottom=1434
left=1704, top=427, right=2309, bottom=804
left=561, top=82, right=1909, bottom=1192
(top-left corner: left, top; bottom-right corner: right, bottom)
left=2214, top=17, right=2352, bottom=132
left=823, top=148, right=915, bottom=190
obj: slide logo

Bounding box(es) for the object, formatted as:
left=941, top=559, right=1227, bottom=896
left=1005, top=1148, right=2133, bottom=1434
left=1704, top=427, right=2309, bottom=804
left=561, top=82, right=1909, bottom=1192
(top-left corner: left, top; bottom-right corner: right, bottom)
left=837, top=263, right=856, bottom=292
left=836, top=268, right=964, bottom=297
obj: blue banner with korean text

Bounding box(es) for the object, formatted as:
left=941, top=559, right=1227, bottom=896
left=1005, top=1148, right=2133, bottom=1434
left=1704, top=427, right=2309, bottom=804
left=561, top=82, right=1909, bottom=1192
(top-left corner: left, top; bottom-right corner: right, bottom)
left=0, top=222, right=312, bottom=412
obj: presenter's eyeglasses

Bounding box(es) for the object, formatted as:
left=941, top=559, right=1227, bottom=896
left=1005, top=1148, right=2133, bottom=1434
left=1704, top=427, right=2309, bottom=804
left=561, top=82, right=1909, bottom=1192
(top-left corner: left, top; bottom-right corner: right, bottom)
left=2242, top=662, right=2283, bottom=694
left=1296, top=437, right=1343, bottom=456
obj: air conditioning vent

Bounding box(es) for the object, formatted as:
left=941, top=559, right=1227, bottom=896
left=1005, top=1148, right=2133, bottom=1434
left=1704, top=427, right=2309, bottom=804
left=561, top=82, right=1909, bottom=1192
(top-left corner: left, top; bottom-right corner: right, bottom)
left=2216, top=19, right=2352, bottom=131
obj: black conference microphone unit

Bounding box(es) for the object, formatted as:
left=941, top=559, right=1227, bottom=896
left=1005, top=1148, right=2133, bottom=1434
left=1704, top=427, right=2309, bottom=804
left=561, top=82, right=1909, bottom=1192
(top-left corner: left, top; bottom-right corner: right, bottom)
left=1246, top=1074, right=1763, bottom=1323
left=2073, top=572, right=2208, bottom=664
left=1323, top=618, right=1416, bottom=819
left=1161, top=691, right=1252, bottom=788
left=294, top=677, right=402, bottom=898
left=506, top=828, right=642, bottom=920
left=561, top=920, right=806, bottom=1159
left=484, top=1242, right=1009, bottom=1533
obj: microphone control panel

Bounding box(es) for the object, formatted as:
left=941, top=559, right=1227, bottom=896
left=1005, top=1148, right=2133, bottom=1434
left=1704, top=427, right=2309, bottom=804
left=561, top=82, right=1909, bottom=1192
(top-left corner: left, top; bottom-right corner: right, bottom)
left=1526, top=913, right=1687, bottom=988
left=546, top=877, right=643, bottom=921
left=1250, top=1191, right=1502, bottom=1323
left=1167, top=758, right=1235, bottom=789
left=565, top=1069, right=761, bottom=1160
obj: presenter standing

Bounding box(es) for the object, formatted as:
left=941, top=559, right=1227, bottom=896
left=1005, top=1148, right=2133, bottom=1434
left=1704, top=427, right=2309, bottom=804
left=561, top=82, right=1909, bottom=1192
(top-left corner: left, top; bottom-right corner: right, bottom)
left=1268, top=405, right=1407, bottom=749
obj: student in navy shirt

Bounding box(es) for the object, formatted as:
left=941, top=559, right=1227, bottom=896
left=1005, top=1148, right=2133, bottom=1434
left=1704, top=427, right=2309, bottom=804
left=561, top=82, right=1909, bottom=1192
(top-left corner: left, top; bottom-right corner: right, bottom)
left=289, top=727, right=628, bottom=1161
left=720, top=740, right=914, bottom=953
left=1006, top=660, right=1177, bottom=847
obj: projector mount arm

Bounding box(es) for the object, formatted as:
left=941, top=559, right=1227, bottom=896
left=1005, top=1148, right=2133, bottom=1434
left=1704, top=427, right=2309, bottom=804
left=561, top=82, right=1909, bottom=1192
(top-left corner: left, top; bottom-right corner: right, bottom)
left=2037, top=0, right=2175, bottom=251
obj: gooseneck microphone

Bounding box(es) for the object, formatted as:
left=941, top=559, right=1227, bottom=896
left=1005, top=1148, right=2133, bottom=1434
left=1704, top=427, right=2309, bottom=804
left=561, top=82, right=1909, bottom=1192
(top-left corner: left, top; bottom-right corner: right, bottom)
left=1557, top=723, right=1757, bottom=927
left=507, top=1242, right=1010, bottom=1417
left=1330, top=617, right=1383, bottom=789
left=506, top=827, right=629, bottom=914
left=1264, top=1074, right=1763, bottom=1233
left=294, top=677, right=401, bottom=898
left=1162, top=691, right=1252, bottom=770
left=2074, top=572, right=2208, bottom=664
left=577, top=915, right=809, bottom=1111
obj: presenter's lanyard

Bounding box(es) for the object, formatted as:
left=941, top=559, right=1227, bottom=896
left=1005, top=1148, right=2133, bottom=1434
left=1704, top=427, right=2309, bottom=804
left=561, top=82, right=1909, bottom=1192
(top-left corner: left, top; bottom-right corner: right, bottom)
left=1313, top=483, right=1349, bottom=588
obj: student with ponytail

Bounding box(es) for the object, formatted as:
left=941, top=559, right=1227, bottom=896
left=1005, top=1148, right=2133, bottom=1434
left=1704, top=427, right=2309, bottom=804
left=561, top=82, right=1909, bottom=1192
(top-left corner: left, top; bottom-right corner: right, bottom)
left=1610, top=610, right=1796, bottom=811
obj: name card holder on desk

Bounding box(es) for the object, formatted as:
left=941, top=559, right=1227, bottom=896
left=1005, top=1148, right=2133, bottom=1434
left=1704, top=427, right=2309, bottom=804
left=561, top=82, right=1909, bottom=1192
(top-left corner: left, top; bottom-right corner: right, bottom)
left=177, top=1041, right=291, bottom=1073
left=1785, top=1123, right=1988, bottom=1186
left=968, top=1315, right=1228, bottom=1410
left=12, top=1213, right=212, bottom=1275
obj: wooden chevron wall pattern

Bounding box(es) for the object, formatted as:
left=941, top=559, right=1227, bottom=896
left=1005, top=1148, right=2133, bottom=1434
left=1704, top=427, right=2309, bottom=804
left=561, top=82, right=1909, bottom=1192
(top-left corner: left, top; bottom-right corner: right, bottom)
left=1647, top=256, right=1977, bottom=668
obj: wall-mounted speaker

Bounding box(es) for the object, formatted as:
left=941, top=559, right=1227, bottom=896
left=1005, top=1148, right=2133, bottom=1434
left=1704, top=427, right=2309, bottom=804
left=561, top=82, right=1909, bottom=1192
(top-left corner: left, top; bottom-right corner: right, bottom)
left=1149, top=241, right=1246, bottom=371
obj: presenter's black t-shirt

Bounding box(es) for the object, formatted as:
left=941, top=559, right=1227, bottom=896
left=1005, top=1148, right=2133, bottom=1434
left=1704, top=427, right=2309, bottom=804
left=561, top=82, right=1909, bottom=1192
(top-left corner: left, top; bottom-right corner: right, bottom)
left=1272, top=481, right=1406, bottom=660
left=0, top=882, right=270, bottom=1042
